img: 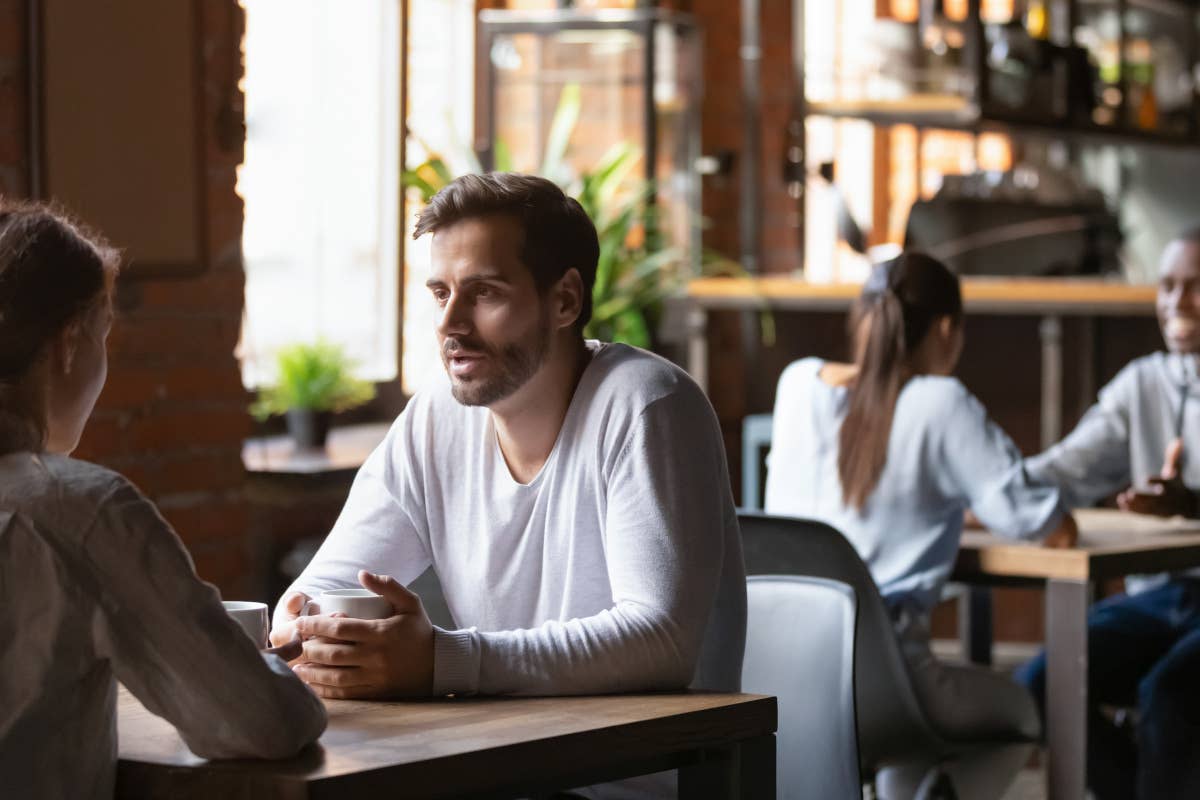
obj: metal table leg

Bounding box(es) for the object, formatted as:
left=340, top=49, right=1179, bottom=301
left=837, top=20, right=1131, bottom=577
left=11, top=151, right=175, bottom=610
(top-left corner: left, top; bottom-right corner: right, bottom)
left=736, top=734, right=776, bottom=799
left=958, top=585, right=994, bottom=666
left=677, top=735, right=776, bottom=799
left=1045, top=578, right=1092, bottom=800
left=1040, top=315, right=1064, bottom=450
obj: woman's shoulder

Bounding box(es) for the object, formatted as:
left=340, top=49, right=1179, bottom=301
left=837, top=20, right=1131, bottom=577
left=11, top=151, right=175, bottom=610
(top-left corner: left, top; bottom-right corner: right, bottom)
left=0, top=454, right=148, bottom=567
left=1, top=453, right=137, bottom=519
left=901, top=374, right=984, bottom=417
left=776, top=357, right=827, bottom=394
left=42, top=453, right=133, bottom=495
left=780, top=356, right=825, bottom=379
left=3, top=451, right=125, bottom=490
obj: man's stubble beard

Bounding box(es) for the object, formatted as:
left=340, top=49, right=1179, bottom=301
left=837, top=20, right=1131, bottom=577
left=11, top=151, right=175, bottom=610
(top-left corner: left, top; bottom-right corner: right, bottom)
left=447, top=319, right=552, bottom=407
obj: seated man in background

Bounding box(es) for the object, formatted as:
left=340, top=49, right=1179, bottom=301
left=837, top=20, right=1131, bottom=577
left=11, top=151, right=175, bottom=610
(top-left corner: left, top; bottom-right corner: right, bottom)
left=270, top=173, right=745, bottom=796
left=1018, top=228, right=1200, bottom=800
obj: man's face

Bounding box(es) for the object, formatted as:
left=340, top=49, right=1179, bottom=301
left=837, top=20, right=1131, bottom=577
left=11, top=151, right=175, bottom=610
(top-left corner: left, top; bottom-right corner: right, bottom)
left=427, top=215, right=552, bottom=407
left=1157, top=240, right=1200, bottom=355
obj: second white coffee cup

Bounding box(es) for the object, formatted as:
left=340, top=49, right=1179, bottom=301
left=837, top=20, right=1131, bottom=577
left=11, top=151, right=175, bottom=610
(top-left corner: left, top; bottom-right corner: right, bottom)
left=317, top=588, right=393, bottom=620
left=223, top=600, right=269, bottom=647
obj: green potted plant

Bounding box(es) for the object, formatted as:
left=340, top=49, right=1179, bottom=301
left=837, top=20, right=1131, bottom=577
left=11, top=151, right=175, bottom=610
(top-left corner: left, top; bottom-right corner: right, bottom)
left=251, top=341, right=376, bottom=450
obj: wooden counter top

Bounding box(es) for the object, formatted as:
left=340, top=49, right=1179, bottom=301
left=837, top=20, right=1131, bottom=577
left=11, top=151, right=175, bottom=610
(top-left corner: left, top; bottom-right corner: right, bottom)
left=687, top=276, right=1157, bottom=316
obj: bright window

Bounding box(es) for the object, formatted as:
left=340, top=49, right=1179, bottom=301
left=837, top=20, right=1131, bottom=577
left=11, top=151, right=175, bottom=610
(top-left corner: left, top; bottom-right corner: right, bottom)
left=238, top=0, right=401, bottom=387
left=401, top=0, right=476, bottom=396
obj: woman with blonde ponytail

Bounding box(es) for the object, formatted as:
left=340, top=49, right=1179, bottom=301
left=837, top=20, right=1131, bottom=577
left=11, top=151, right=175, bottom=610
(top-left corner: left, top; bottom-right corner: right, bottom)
left=765, top=252, right=1078, bottom=799
left=0, top=201, right=325, bottom=799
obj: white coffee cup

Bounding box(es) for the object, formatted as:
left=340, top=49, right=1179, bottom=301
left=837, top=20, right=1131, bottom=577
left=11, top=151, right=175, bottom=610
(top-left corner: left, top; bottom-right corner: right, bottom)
left=316, top=588, right=393, bottom=620
left=223, top=600, right=269, bottom=647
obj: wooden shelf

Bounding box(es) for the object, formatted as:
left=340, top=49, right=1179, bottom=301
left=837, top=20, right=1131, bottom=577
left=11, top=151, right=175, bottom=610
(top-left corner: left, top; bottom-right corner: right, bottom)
left=806, top=97, right=1200, bottom=149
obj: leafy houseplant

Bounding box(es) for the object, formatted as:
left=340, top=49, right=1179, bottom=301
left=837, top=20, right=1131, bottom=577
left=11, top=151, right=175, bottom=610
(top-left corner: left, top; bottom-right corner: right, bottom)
left=404, top=84, right=771, bottom=351
left=251, top=342, right=376, bottom=450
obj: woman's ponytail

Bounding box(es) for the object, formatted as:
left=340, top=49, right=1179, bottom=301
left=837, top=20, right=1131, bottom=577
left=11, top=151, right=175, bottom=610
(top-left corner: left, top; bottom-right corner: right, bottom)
left=837, top=253, right=961, bottom=509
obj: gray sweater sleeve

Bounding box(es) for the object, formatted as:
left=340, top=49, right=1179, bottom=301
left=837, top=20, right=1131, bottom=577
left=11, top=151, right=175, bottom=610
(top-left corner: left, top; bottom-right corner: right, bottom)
left=1025, top=364, right=1137, bottom=509
left=87, top=480, right=327, bottom=760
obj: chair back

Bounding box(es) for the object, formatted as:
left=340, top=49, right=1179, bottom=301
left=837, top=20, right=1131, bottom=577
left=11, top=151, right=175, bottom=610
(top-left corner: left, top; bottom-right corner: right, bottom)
left=741, top=413, right=774, bottom=510
left=744, top=575, right=861, bottom=799
left=739, top=511, right=950, bottom=766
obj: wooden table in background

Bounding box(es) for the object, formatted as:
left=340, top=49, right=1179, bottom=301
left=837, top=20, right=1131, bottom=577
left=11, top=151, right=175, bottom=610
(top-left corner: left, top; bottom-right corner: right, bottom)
left=685, top=277, right=1157, bottom=448
left=954, top=508, right=1200, bottom=800
left=116, top=689, right=777, bottom=799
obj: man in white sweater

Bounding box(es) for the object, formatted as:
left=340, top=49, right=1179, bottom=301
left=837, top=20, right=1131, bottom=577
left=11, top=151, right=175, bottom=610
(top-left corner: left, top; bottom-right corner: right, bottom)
left=270, top=174, right=744, bottom=715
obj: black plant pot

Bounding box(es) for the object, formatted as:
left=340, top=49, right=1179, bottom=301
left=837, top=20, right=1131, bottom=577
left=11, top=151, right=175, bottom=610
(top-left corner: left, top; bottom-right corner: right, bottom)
left=286, top=408, right=332, bottom=450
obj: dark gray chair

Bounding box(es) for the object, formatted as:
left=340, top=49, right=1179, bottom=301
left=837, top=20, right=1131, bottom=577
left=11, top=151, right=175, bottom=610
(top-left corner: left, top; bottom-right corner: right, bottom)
left=743, top=575, right=861, bottom=799
left=738, top=512, right=1035, bottom=797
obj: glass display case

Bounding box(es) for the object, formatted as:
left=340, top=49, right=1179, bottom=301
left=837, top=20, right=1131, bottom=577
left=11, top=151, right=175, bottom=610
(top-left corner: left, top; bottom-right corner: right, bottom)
left=476, top=8, right=703, bottom=273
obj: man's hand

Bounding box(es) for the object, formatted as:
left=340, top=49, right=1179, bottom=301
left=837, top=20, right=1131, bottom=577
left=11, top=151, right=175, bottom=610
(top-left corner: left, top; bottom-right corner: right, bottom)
left=291, top=571, right=434, bottom=699
left=268, top=591, right=313, bottom=649
left=1117, top=439, right=1196, bottom=518
left=264, top=637, right=304, bottom=663
left=1042, top=512, right=1079, bottom=549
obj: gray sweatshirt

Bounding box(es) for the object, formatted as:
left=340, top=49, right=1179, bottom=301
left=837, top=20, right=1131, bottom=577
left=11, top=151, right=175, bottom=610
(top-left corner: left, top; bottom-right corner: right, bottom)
left=1026, top=351, right=1200, bottom=592
left=0, top=453, right=327, bottom=799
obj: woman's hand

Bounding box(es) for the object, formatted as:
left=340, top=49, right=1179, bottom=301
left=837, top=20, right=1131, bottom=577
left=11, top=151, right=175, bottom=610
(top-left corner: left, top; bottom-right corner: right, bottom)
left=1042, top=513, right=1079, bottom=549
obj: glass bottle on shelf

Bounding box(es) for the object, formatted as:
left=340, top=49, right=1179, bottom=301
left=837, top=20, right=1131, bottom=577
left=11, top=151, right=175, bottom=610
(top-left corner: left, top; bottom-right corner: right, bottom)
left=1081, top=10, right=1121, bottom=127
left=1125, top=37, right=1158, bottom=130
left=920, top=0, right=968, bottom=95
left=1024, top=0, right=1050, bottom=40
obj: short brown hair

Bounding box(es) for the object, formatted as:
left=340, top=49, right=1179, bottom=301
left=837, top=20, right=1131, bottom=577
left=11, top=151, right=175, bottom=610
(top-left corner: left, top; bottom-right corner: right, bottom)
left=413, top=173, right=600, bottom=330
left=0, top=199, right=120, bottom=452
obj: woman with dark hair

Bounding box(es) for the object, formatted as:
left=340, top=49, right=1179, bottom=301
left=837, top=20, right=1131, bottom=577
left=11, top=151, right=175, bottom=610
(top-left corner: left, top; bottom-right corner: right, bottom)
left=765, top=252, right=1077, bottom=799
left=0, top=201, right=326, bottom=799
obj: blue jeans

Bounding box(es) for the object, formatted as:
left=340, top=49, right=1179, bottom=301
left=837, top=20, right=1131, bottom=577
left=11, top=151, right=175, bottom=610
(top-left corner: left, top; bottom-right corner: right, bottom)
left=1015, top=579, right=1200, bottom=800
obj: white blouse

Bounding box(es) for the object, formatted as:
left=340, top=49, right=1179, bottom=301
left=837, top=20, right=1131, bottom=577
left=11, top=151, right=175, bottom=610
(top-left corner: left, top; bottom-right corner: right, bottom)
left=0, top=452, right=326, bottom=799
left=766, top=358, right=1065, bottom=617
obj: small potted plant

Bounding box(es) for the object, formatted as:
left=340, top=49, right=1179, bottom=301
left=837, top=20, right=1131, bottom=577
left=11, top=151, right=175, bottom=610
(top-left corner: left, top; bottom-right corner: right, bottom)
left=251, top=341, right=376, bottom=450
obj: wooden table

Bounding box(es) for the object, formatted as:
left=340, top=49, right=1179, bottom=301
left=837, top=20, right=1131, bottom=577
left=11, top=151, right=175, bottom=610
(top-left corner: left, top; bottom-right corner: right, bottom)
left=953, top=508, right=1200, bottom=800
left=685, top=277, right=1157, bottom=447
left=116, top=689, right=777, bottom=799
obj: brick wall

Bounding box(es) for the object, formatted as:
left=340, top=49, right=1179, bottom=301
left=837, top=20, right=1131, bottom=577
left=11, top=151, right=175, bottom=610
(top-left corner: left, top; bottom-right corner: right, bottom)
left=1, top=0, right=260, bottom=599
left=0, top=1, right=28, bottom=197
